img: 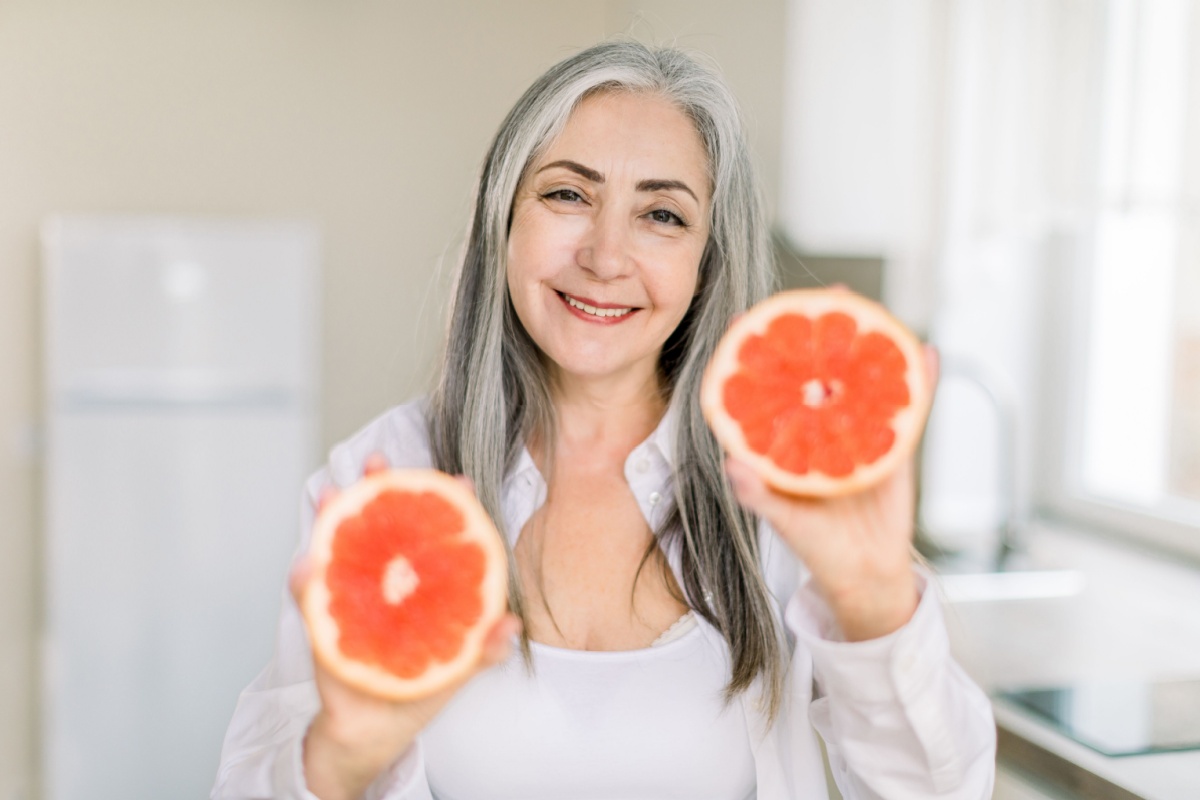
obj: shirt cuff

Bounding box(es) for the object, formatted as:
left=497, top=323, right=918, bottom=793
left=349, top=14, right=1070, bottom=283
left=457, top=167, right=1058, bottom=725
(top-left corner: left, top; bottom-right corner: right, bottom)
left=280, top=726, right=426, bottom=800
left=784, top=568, right=951, bottom=706
left=276, top=728, right=320, bottom=800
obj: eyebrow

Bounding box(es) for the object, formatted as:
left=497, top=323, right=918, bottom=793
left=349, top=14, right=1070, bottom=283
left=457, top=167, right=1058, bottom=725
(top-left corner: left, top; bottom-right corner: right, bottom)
left=537, top=159, right=699, bottom=203
left=636, top=178, right=698, bottom=203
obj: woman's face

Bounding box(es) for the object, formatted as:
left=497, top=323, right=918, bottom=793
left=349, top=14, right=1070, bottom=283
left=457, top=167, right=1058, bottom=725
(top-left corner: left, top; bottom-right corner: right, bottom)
left=507, top=90, right=711, bottom=391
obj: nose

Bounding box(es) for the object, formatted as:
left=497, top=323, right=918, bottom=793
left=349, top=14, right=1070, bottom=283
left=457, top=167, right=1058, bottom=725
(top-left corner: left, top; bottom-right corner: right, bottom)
left=576, top=207, right=632, bottom=280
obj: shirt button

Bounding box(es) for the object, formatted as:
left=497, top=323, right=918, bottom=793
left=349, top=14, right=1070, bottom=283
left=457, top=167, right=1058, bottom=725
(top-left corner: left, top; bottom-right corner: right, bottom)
left=648, top=491, right=661, bottom=506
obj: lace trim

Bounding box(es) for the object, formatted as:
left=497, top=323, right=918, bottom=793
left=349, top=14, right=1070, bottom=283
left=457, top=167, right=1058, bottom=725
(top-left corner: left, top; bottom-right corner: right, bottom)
left=650, top=611, right=697, bottom=647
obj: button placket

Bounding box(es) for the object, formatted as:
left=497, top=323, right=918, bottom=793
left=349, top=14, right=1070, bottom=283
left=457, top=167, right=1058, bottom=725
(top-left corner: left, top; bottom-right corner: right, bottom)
left=891, top=640, right=925, bottom=699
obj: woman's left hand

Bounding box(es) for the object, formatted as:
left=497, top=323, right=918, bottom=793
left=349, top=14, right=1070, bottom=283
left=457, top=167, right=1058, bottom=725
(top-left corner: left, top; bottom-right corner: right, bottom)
left=724, top=345, right=938, bottom=642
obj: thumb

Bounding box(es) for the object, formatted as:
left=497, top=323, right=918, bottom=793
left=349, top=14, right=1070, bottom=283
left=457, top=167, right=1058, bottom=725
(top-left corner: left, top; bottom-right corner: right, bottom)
left=288, top=555, right=312, bottom=604
left=477, top=613, right=521, bottom=669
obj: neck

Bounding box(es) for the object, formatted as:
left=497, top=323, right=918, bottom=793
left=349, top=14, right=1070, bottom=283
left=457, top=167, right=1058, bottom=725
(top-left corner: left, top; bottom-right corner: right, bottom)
left=540, top=365, right=668, bottom=461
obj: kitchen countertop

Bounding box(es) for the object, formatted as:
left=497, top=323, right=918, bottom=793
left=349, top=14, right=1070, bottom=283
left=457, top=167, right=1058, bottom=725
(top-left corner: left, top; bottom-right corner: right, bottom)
left=938, top=519, right=1200, bottom=800
left=992, top=698, right=1199, bottom=800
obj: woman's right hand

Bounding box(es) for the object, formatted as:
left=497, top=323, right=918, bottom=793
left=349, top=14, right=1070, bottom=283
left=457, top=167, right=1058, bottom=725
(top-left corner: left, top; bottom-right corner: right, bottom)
left=294, top=456, right=520, bottom=800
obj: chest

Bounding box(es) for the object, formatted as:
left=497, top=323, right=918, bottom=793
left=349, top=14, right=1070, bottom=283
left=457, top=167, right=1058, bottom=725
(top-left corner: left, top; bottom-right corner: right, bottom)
left=513, top=468, right=688, bottom=650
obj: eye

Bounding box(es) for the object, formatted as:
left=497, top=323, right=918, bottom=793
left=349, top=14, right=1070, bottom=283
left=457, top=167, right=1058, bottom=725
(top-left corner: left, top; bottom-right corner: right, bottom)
left=648, top=208, right=685, bottom=227
left=544, top=188, right=584, bottom=203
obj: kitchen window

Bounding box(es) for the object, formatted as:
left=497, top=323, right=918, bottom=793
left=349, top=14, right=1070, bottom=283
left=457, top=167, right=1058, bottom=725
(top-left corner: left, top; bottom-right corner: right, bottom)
left=779, top=0, right=1200, bottom=561
left=1046, top=0, right=1200, bottom=557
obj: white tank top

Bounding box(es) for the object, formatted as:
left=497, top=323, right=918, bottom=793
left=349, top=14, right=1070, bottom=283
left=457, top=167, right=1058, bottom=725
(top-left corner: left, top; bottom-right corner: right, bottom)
left=422, top=616, right=757, bottom=799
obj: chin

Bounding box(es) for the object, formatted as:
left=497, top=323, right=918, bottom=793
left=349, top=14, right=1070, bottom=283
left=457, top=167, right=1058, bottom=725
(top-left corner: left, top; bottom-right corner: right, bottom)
left=550, top=355, right=659, bottom=385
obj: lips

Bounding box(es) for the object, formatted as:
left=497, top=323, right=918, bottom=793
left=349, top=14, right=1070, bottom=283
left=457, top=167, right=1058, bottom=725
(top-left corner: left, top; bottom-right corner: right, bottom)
left=557, top=291, right=637, bottom=319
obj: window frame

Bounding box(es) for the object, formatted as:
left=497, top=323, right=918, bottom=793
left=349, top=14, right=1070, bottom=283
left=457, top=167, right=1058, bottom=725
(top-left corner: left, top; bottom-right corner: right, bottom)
left=1035, top=214, right=1200, bottom=563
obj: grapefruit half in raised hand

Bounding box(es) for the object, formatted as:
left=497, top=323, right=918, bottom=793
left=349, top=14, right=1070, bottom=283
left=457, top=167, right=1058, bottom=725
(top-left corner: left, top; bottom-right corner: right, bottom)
left=301, top=468, right=508, bottom=700
left=701, top=288, right=931, bottom=497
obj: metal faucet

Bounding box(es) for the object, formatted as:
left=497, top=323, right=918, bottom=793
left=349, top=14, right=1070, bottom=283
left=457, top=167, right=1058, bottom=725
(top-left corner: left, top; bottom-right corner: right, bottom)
left=922, top=354, right=1025, bottom=571
left=918, top=355, right=1085, bottom=601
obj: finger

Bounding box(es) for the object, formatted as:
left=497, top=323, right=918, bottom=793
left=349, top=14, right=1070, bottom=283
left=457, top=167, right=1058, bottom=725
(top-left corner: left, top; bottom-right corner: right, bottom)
left=893, top=456, right=917, bottom=499
left=827, top=282, right=851, bottom=292
left=478, top=613, right=521, bottom=667
left=288, top=555, right=312, bottom=604
left=429, top=614, right=521, bottom=704
left=316, top=485, right=339, bottom=514
left=454, top=474, right=476, bottom=494
left=363, top=452, right=389, bottom=476
left=923, top=343, right=940, bottom=389
left=724, top=456, right=759, bottom=504
left=725, top=457, right=803, bottom=530
left=920, top=344, right=940, bottom=430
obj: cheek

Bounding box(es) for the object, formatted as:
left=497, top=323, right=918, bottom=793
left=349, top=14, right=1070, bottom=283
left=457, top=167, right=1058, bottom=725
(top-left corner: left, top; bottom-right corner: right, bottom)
left=505, top=233, right=559, bottom=338
left=507, top=215, right=563, bottom=291
left=654, top=255, right=703, bottom=313
left=504, top=255, right=537, bottom=334
left=505, top=226, right=539, bottom=306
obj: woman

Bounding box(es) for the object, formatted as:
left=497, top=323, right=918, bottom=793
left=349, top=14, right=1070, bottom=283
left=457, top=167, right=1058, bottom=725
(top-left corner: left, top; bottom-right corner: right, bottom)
left=213, top=40, right=996, bottom=799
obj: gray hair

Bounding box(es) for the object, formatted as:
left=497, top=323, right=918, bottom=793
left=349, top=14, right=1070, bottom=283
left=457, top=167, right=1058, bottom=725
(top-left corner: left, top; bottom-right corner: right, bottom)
left=428, top=39, right=783, bottom=719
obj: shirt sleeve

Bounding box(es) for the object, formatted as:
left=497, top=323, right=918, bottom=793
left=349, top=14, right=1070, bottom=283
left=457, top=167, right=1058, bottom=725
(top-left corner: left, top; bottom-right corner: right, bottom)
left=784, top=570, right=997, bottom=799
left=210, top=403, right=437, bottom=800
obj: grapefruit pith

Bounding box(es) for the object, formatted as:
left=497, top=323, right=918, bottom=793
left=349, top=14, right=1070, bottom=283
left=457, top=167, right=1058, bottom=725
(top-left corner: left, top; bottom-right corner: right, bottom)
left=701, top=288, right=931, bottom=497
left=301, top=468, right=508, bottom=700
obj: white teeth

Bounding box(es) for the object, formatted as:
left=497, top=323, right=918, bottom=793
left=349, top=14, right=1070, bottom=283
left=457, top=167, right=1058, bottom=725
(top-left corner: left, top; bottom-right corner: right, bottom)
left=565, top=294, right=633, bottom=318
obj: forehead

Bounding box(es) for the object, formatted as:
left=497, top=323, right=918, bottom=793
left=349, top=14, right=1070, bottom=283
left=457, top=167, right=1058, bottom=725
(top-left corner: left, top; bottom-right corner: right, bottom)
left=536, top=91, right=712, bottom=194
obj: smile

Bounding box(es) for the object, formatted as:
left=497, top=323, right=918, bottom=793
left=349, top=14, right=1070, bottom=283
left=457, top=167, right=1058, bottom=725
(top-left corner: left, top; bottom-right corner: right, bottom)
left=559, top=292, right=636, bottom=319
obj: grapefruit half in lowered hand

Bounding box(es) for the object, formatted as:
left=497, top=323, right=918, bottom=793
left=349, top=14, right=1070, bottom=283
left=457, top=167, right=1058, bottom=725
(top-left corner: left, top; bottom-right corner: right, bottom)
left=701, top=288, right=932, bottom=497
left=301, top=468, right=508, bottom=700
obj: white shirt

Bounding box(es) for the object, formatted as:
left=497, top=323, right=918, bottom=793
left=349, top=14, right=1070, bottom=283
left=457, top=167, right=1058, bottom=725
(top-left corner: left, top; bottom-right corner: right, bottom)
left=423, top=616, right=757, bottom=800
left=211, top=399, right=997, bottom=799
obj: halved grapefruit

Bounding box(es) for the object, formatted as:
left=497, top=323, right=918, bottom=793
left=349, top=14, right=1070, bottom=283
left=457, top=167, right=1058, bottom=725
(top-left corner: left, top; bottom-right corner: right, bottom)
left=702, top=288, right=931, bottom=497
left=301, top=468, right=508, bottom=700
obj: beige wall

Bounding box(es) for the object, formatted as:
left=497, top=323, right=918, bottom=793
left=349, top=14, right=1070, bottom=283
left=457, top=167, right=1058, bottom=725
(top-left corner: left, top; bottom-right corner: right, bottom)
left=605, top=0, right=788, bottom=220
left=0, top=2, right=784, bottom=795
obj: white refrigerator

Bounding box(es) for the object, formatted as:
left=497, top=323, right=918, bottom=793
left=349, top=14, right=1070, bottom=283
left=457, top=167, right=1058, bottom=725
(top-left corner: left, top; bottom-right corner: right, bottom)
left=41, top=216, right=320, bottom=799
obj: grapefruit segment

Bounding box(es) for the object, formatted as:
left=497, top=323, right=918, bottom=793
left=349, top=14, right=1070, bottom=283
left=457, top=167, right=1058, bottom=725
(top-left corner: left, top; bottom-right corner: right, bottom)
left=702, top=289, right=930, bottom=497
left=302, top=469, right=508, bottom=700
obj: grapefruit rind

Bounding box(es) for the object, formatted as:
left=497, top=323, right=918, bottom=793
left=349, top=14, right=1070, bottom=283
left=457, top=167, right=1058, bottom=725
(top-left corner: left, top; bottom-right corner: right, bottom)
left=302, top=468, right=508, bottom=700
left=701, top=288, right=930, bottom=497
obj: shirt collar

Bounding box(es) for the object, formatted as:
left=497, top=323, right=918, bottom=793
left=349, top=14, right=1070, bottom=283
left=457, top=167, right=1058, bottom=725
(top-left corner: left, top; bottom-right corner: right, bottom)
left=507, top=397, right=681, bottom=481
left=509, top=444, right=540, bottom=485
left=649, top=396, right=680, bottom=470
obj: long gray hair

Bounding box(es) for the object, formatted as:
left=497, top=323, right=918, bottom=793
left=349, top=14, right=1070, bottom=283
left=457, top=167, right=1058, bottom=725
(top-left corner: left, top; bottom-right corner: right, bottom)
left=428, top=40, right=783, bottom=718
